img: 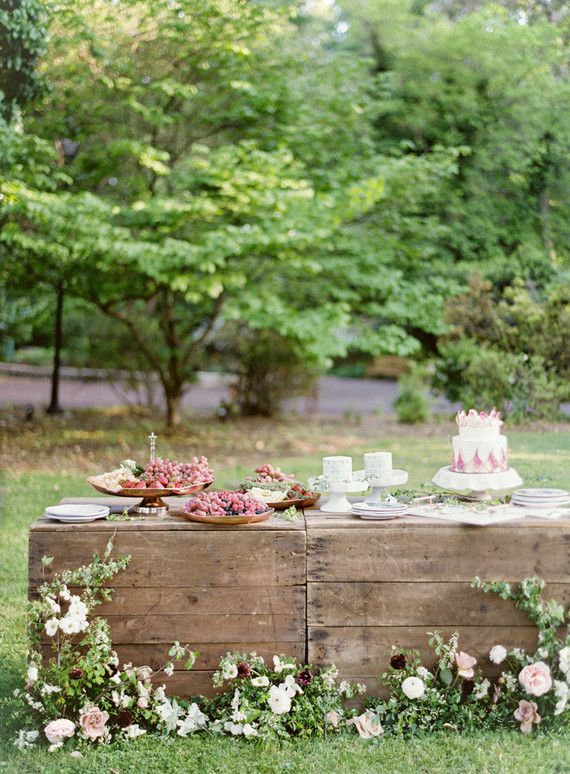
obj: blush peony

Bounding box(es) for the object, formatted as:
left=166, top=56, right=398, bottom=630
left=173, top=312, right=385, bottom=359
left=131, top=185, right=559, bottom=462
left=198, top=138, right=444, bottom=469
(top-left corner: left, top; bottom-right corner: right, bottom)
left=518, top=661, right=552, bottom=697
left=79, top=706, right=109, bottom=739
left=514, top=700, right=541, bottom=733
left=44, top=718, right=75, bottom=745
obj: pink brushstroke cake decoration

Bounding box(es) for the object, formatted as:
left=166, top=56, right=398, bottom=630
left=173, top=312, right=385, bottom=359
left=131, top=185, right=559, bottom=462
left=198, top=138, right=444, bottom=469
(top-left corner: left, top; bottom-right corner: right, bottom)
left=450, top=408, right=509, bottom=474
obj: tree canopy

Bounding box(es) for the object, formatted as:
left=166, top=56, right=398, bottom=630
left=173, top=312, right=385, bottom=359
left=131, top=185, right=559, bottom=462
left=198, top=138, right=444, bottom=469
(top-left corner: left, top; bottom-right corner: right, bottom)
left=1, top=0, right=568, bottom=424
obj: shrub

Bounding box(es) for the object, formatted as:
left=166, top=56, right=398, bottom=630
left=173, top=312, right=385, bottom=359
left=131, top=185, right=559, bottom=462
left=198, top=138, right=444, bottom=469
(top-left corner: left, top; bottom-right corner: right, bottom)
left=394, top=364, right=432, bottom=424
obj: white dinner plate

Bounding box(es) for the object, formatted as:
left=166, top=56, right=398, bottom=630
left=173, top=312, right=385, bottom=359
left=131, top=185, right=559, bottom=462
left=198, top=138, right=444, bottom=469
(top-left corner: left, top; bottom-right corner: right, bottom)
left=512, top=497, right=570, bottom=508
left=351, top=502, right=407, bottom=513
left=44, top=504, right=110, bottom=520
left=512, top=488, right=569, bottom=499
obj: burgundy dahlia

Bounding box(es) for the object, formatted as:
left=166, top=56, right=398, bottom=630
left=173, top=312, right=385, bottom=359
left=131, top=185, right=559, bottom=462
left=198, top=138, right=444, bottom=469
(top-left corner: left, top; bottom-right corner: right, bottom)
left=68, top=668, right=83, bottom=680
left=462, top=679, right=475, bottom=696
left=115, top=709, right=134, bottom=728
left=295, top=669, right=313, bottom=688
left=237, top=661, right=251, bottom=678
left=390, top=653, right=407, bottom=670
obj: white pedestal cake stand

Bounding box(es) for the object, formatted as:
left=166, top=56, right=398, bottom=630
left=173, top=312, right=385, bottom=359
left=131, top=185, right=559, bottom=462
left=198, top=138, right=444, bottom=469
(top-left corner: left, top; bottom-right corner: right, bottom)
left=432, top=466, right=523, bottom=501
left=310, top=474, right=370, bottom=513
left=364, top=470, right=409, bottom=505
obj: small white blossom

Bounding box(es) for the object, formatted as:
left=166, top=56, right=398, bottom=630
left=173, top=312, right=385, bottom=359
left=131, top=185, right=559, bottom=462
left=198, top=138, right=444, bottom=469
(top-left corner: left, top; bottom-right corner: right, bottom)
left=13, top=729, right=40, bottom=750
left=177, top=703, right=207, bottom=736
left=281, top=674, right=302, bottom=697
left=123, top=724, right=146, bottom=739
left=416, top=667, right=432, bottom=681
left=474, top=678, right=491, bottom=699
left=222, top=664, right=238, bottom=680
left=164, top=663, right=174, bottom=677
left=554, top=681, right=569, bottom=715
left=45, top=618, right=59, bottom=637
left=243, top=723, right=258, bottom=737
left=224, top=721, right=243, bottom=735
left=272, top=655, right=295, bottom=674
left=251, top=675, right=269, bottom=687
left=559, top=647, right=570, bottom=676
left=156, top=698, right=184, bottom=732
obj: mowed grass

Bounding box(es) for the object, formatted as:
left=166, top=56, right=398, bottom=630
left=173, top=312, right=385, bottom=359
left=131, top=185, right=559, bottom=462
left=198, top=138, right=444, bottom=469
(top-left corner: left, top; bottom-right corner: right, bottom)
left=1, top=407, right=569, bottom=773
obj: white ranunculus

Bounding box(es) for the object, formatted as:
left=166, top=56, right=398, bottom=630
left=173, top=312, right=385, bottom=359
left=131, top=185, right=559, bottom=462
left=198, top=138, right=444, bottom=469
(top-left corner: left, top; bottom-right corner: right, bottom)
left=251, top=675, right=270, bottom=687
left=489, top=645, right=508, bottom=664
left=267, top=685, right=292, bottom=714
left=401, top=676, right=426, bottom=700
left=27, top=666, right=39, bottom=684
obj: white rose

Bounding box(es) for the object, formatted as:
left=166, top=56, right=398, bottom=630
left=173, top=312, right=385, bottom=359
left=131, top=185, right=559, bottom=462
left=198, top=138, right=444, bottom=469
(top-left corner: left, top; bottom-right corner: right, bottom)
left=489, top=645, right=507, bottom=664
left=402, top=676, right=426, bottom=700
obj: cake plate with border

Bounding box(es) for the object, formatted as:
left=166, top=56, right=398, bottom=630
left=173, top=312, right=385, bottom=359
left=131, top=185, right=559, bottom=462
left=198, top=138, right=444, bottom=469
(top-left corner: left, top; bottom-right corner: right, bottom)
left=432, top=466, right=522, bottom=501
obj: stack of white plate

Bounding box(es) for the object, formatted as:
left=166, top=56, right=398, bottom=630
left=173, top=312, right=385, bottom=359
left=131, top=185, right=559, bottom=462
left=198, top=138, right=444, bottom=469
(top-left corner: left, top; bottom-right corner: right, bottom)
left=511, top=488, right=570, bottom=509
left=44, top=504, right=110, bottom=523
left=350, top=501, right=408, bottom=520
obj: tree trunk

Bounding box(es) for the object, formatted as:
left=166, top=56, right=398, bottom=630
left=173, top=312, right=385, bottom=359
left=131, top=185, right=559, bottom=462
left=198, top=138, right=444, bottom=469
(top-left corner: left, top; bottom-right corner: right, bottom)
left=164, top=389, right=183, bottom=429
left=46, top=281, right=65, bottom=415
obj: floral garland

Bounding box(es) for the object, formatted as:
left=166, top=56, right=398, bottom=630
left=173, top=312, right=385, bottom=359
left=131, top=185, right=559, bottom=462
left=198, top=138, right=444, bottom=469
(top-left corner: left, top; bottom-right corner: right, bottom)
left=365, top=576, right=570, bottom=736
left=7, top=547, right=570, bottom=753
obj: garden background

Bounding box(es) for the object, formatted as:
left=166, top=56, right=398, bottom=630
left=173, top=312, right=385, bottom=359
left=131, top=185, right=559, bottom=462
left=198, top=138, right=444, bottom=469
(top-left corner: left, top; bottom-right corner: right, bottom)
left=1, top=0, right=569, bottom=771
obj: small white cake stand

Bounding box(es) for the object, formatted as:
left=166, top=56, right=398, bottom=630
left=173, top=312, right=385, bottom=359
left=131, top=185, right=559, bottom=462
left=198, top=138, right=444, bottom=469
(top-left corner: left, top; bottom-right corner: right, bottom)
left=432, top=466, right=523, bottom=500
left=310, top=473, right=370, bottom=513
left=364, top=469, right=408, bottom=505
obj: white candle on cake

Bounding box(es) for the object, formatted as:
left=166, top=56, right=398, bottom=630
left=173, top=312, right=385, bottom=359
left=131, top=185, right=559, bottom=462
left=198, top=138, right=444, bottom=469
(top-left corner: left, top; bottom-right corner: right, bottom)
left=322, top=456, right=352, bottom=483
left=364, top=452, right=392, bottom=480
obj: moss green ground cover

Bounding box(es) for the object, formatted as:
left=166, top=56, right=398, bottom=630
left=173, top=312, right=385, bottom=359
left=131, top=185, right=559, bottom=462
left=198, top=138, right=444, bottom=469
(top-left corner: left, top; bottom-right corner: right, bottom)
left=1, top=408, right=569, bottom=772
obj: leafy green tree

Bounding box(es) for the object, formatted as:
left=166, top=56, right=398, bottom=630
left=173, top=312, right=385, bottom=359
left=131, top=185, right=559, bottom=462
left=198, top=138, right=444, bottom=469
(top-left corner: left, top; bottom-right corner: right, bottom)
left=338, top=1, right=570, bottom=279
left=1, top=0, right=383, bottom=426
left=0, top=0, right=48, bottom=120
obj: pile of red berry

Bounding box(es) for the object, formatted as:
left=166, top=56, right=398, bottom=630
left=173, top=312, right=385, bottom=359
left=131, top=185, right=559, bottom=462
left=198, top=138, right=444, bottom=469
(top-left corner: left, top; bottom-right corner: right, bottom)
left=181, top=490, right=270, bottom=518
left=248, top=463, right=295, bottom=483
left=120, top=456, right=214, bottom=490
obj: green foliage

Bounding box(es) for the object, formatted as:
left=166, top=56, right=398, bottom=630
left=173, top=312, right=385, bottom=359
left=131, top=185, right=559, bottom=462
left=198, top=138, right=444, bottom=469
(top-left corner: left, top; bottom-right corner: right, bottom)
left=0, top=0, right=48, bottom=121
left=433, top=274, right=569, bottom=420
left=394, top=364, right=432, bottom=424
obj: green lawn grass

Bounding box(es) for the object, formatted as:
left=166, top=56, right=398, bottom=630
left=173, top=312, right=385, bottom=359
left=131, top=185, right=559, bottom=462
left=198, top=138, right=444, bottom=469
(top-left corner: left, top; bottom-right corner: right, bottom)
left=1, top=409, right=569, bottom=772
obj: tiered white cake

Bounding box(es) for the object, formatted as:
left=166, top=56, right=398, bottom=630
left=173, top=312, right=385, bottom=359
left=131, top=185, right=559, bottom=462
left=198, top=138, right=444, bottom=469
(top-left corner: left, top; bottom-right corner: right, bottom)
left=451, top=409, right=508, bottom=474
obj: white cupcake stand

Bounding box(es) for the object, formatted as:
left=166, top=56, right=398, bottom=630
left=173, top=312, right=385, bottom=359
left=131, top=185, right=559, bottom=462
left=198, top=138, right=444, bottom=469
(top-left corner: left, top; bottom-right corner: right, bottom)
left=310, top=469, right=409, bottom=513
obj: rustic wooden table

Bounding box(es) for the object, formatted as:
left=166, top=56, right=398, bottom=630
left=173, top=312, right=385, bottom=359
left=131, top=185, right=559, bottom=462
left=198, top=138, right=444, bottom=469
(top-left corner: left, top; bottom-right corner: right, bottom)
left=29, top=498, right=570, bottom=698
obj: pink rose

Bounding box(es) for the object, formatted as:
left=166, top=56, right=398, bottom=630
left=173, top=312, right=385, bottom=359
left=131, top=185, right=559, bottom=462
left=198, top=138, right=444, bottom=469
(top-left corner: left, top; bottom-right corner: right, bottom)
left=44, top=718, right=75, bottom=745
left=518, top=661, right=552, bottom=697
left=514, top=700, right=541, bottom=733
left=455, top=651, right=477, bottom=679
left=348, top=711, right=384, bottom=739
left=79, top=706, right=109, bottom=739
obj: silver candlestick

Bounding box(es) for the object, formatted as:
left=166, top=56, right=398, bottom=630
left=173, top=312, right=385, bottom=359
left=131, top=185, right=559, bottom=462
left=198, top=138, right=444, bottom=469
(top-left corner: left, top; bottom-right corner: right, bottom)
left=148, top=432, right=157, bottom=461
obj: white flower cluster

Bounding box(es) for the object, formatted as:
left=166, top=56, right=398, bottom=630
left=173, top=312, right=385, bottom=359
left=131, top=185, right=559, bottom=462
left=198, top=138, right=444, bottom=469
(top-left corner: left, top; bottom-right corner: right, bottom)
left=44, top=588, right=89, bottom=638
